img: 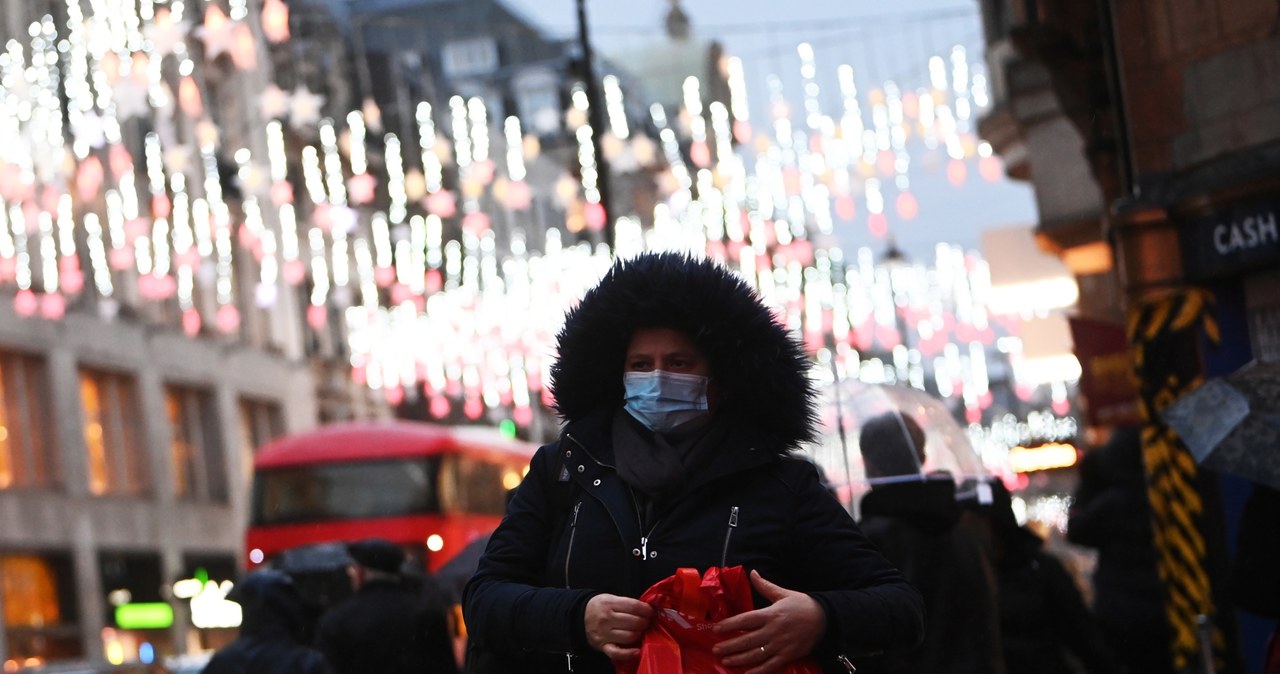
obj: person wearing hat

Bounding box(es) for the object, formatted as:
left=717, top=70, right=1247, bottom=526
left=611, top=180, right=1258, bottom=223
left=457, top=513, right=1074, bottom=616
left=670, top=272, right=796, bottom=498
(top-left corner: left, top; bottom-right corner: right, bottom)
left=854, top=412, right=1005, bottom=673
left=463, top=253, right=924, bottom=674
left=202, top=570, right=332, bottom=674
left=314, top=538, right=459, bottom=674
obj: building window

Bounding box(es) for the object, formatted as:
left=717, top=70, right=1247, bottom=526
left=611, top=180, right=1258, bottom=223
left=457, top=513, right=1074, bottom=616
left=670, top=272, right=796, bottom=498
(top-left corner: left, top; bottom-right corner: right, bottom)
left=97, top=550, right=173, bottom=662
left=239, top=398, right=284, bottom=455
left=79, top=369, right=150, bottom=496
left=165, top=385, right=227, bottom=502
left=0, top=350, right=58, bottom=489
left=238, top=398, right=284, bottom=486
left=441, top=37, right=499, bottom=78
left=1, top=552, right=83, bottom=667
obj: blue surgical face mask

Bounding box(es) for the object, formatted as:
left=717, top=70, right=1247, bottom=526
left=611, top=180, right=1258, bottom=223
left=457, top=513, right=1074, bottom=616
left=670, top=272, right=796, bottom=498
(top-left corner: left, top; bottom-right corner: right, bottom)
left=623, top=370, right=710, bottom=433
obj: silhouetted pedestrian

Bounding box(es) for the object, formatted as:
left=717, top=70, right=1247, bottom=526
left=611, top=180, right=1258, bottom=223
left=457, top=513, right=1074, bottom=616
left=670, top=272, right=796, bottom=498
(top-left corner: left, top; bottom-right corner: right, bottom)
left=1067, top=425, right=1175, bottom=674
left=982, top=481, right=1121, bottom=674
left=314, top=538, right=459, bottom=674
left=853, top=412, right=1005, bottom=674
left=202, top=570, right=332, bottom=674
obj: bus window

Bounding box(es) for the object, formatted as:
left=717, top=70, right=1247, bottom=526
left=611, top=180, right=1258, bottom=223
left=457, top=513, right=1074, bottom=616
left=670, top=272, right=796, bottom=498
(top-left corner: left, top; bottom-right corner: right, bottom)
left=438, top=453, right=513, bottom=516
left=253, top=458, right=440, bottom=525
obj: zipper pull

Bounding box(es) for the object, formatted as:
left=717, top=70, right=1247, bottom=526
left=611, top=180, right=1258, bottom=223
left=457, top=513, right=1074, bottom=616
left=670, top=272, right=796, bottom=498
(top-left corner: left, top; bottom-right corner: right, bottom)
left=836, top=654, right=856, bottom=672
left=640, top=536, right=649, bottom=559
left=570, top=501, right=582, bottom=526
left=565, top=652, right=575, bottom=672
left=728, top=506, right=739, bottom=527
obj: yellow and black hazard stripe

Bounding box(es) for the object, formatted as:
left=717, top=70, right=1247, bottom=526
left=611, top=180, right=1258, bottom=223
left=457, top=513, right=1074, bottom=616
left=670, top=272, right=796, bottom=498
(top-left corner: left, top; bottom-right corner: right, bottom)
left=1126, top=288, right=1224, bottom=672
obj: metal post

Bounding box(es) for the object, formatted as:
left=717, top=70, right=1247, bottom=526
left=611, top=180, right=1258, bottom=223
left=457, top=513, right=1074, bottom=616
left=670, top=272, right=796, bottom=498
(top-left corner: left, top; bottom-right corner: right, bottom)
left=574, top=0, right=614, bottom=249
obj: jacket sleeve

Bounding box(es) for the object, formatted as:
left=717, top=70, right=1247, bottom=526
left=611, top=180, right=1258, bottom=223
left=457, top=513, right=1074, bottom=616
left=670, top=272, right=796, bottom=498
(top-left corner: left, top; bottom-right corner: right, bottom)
left=783, top=462, right=925, bottom=658
left=462, top=443, right=599, bottom=656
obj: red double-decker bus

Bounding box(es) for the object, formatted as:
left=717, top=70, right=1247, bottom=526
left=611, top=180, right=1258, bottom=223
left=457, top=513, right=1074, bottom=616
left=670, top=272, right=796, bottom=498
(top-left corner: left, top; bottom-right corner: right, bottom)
left=244, top=420, right=536, bottom=574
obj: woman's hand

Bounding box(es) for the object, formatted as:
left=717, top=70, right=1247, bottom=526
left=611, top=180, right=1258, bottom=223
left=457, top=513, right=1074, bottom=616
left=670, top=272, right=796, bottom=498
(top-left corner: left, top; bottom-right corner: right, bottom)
left=712, top=571, right=826, bottom=674
left=584, top=593, right=654, bottom=662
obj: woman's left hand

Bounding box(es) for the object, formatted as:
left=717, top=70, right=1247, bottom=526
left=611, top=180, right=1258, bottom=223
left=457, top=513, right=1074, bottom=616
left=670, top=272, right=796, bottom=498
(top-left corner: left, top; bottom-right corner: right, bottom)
left=711, top=570, right=826, bottom=674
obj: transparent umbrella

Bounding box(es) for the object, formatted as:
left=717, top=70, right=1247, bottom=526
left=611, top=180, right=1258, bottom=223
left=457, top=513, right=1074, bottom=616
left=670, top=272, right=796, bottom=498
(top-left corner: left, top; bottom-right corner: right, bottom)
left=811, top=379, right=993, bottom=515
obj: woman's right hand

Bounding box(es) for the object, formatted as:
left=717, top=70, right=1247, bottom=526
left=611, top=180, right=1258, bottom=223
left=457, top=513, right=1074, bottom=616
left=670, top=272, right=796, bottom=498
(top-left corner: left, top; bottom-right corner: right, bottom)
left=584, top=593, right=654, bottom=662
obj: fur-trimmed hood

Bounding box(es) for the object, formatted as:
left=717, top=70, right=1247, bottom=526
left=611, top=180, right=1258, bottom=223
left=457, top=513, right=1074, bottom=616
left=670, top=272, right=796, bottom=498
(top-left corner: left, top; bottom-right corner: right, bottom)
left=549, top=252, right=818, bottom=450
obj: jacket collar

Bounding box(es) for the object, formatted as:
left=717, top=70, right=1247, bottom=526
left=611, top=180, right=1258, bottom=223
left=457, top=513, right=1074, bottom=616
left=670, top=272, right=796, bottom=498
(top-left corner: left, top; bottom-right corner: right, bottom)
left=562, top=405, right=784, bottom=491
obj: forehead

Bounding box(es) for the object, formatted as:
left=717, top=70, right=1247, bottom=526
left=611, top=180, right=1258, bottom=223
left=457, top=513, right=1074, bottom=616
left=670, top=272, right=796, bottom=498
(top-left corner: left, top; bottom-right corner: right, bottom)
left=626, top=326, right=701, bottom=354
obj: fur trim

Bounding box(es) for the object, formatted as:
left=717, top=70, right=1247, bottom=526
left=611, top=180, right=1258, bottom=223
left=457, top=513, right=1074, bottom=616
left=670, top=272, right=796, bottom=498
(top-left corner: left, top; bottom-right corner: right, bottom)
left=549, top=252, right=818, bottom=450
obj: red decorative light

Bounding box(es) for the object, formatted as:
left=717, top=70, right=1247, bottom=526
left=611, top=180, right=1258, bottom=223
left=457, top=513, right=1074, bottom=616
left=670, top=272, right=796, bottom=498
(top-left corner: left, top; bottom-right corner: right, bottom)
left=895, top=191, right=918, bottom=220
left=835, top=194, right=856, bottom=221
left=584, top=202, right=607, bottom=231
left=867, top=213, right=888, bottom=238
left=347, top=173, right=377, bottom=205
left=182, top=309, right=202, bottom=336
left=283, top=259, right=306, bottom=285
left=690, top=141, right=711, bottom=168
left=215, top=304, right=240, bottom=333
left=13, top=289, right=38, bottom=317
left=39, top=293, right=65, bottom=320
left=946, top=159, right=967, bottom=187
left=425, top=191, right=457, bottom=218
left=307, top=304, right=327, bottom=329
left=429, top=395, right=451, bottom=418
left=270, top=181, right=293, bottom=206
left=979, top=155, right=1003, bottom=182
left=76, top=156, right=105, bottom=201
left=260, top=0, right=291, bottom=43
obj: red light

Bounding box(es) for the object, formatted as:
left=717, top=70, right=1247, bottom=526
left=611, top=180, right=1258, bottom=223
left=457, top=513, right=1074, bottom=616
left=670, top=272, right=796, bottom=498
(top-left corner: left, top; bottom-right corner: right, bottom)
left=895, top=192, right=919, bottom=220
left=867, top=213, right=888, bottom=238
left=835, top=194, right=857, bottom=221
left=979, top=155, right=1003, bottom=182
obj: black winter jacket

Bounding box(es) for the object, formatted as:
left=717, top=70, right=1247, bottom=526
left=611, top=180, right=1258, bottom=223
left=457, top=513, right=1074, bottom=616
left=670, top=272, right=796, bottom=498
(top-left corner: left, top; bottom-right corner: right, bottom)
left=314, top=578, right=459, bottom=674
left=463, top=408, right=925, bottom=674
left=464, top=253, right=924, bottom=673
left=854, top=478, right=1005, bottom=674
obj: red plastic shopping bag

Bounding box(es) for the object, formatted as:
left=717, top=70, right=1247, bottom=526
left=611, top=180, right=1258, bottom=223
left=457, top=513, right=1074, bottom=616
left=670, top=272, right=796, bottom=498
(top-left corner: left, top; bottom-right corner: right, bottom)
left=616, top=566, right=823, bottom=674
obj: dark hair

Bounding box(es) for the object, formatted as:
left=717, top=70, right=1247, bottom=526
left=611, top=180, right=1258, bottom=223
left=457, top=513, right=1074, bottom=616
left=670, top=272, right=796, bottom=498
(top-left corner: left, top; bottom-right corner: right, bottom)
left=858, top=412, right=926, bottom=478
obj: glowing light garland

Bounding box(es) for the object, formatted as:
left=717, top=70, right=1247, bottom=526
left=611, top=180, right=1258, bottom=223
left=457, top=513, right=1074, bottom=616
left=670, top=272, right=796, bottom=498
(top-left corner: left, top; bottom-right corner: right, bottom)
left=0, top=1, right=1066, bottom=444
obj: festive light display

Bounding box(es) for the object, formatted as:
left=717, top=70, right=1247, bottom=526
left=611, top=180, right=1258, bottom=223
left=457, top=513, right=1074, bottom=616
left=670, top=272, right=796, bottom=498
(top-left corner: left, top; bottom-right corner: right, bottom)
left=0, top=1, right=1063, bottom=454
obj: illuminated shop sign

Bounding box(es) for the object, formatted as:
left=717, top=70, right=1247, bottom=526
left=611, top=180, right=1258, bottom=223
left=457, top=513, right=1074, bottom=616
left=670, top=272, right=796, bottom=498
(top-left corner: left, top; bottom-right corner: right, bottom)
left=114, top=602, right=174, bottom=630
left=1183, top=199, right=1280, bottom=279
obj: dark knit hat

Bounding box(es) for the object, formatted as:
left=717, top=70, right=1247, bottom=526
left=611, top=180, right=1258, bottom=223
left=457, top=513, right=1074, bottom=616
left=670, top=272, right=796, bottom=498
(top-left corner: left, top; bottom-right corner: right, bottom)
left=346, top=538, right=405, bottom=574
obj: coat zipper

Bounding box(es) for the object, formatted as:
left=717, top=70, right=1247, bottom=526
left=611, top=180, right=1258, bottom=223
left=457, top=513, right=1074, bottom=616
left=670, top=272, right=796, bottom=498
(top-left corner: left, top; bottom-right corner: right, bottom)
left=630, top=486, right=663, bottom=561
left=562, top=500, right=582, bottom=673
left=836, top=654, right=857, bottom=672
left=565, top=500, right=582, bottom=588
left=720, top=506, right=739, bottom=567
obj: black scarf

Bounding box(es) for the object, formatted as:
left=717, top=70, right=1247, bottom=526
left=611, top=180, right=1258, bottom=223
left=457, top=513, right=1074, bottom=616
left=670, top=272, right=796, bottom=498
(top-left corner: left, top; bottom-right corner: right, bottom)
left=612, top=408, right=727, bottom=522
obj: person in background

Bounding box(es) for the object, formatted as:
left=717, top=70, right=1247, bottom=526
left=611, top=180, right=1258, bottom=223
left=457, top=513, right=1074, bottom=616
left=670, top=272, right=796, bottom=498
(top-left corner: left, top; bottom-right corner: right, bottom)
left=463, top=252, right=924, bottom=674
left=1067, top=425, right=1175, bottom=674
left=853, top=412, right=1005, bottom=674
left=982, top=480, right=1121, bottom=674
left=202, top=569, right=332, bottom=674
left=314, top=538, right=459, bottom=674
left=1230, top=483, right=1280, bottom=674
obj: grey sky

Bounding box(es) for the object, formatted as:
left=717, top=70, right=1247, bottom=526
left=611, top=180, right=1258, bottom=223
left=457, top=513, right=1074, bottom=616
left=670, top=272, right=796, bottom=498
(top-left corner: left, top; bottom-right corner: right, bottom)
left=505, top=0, right=1038, bottom=262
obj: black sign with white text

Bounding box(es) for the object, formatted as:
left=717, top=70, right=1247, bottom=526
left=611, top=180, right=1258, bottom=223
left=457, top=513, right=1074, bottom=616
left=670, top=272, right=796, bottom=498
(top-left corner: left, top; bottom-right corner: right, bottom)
left=1182, top=198, right=1280, bottom=279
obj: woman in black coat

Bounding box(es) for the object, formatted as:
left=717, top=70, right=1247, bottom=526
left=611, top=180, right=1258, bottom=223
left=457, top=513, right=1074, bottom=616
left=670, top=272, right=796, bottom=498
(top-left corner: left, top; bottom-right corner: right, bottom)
left=462, top=253, right=924, bottom=674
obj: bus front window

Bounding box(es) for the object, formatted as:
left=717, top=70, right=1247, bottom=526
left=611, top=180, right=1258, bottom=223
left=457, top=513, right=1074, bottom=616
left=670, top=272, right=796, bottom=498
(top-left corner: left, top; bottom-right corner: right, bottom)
left=252, top=458, right=440, bottom=524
